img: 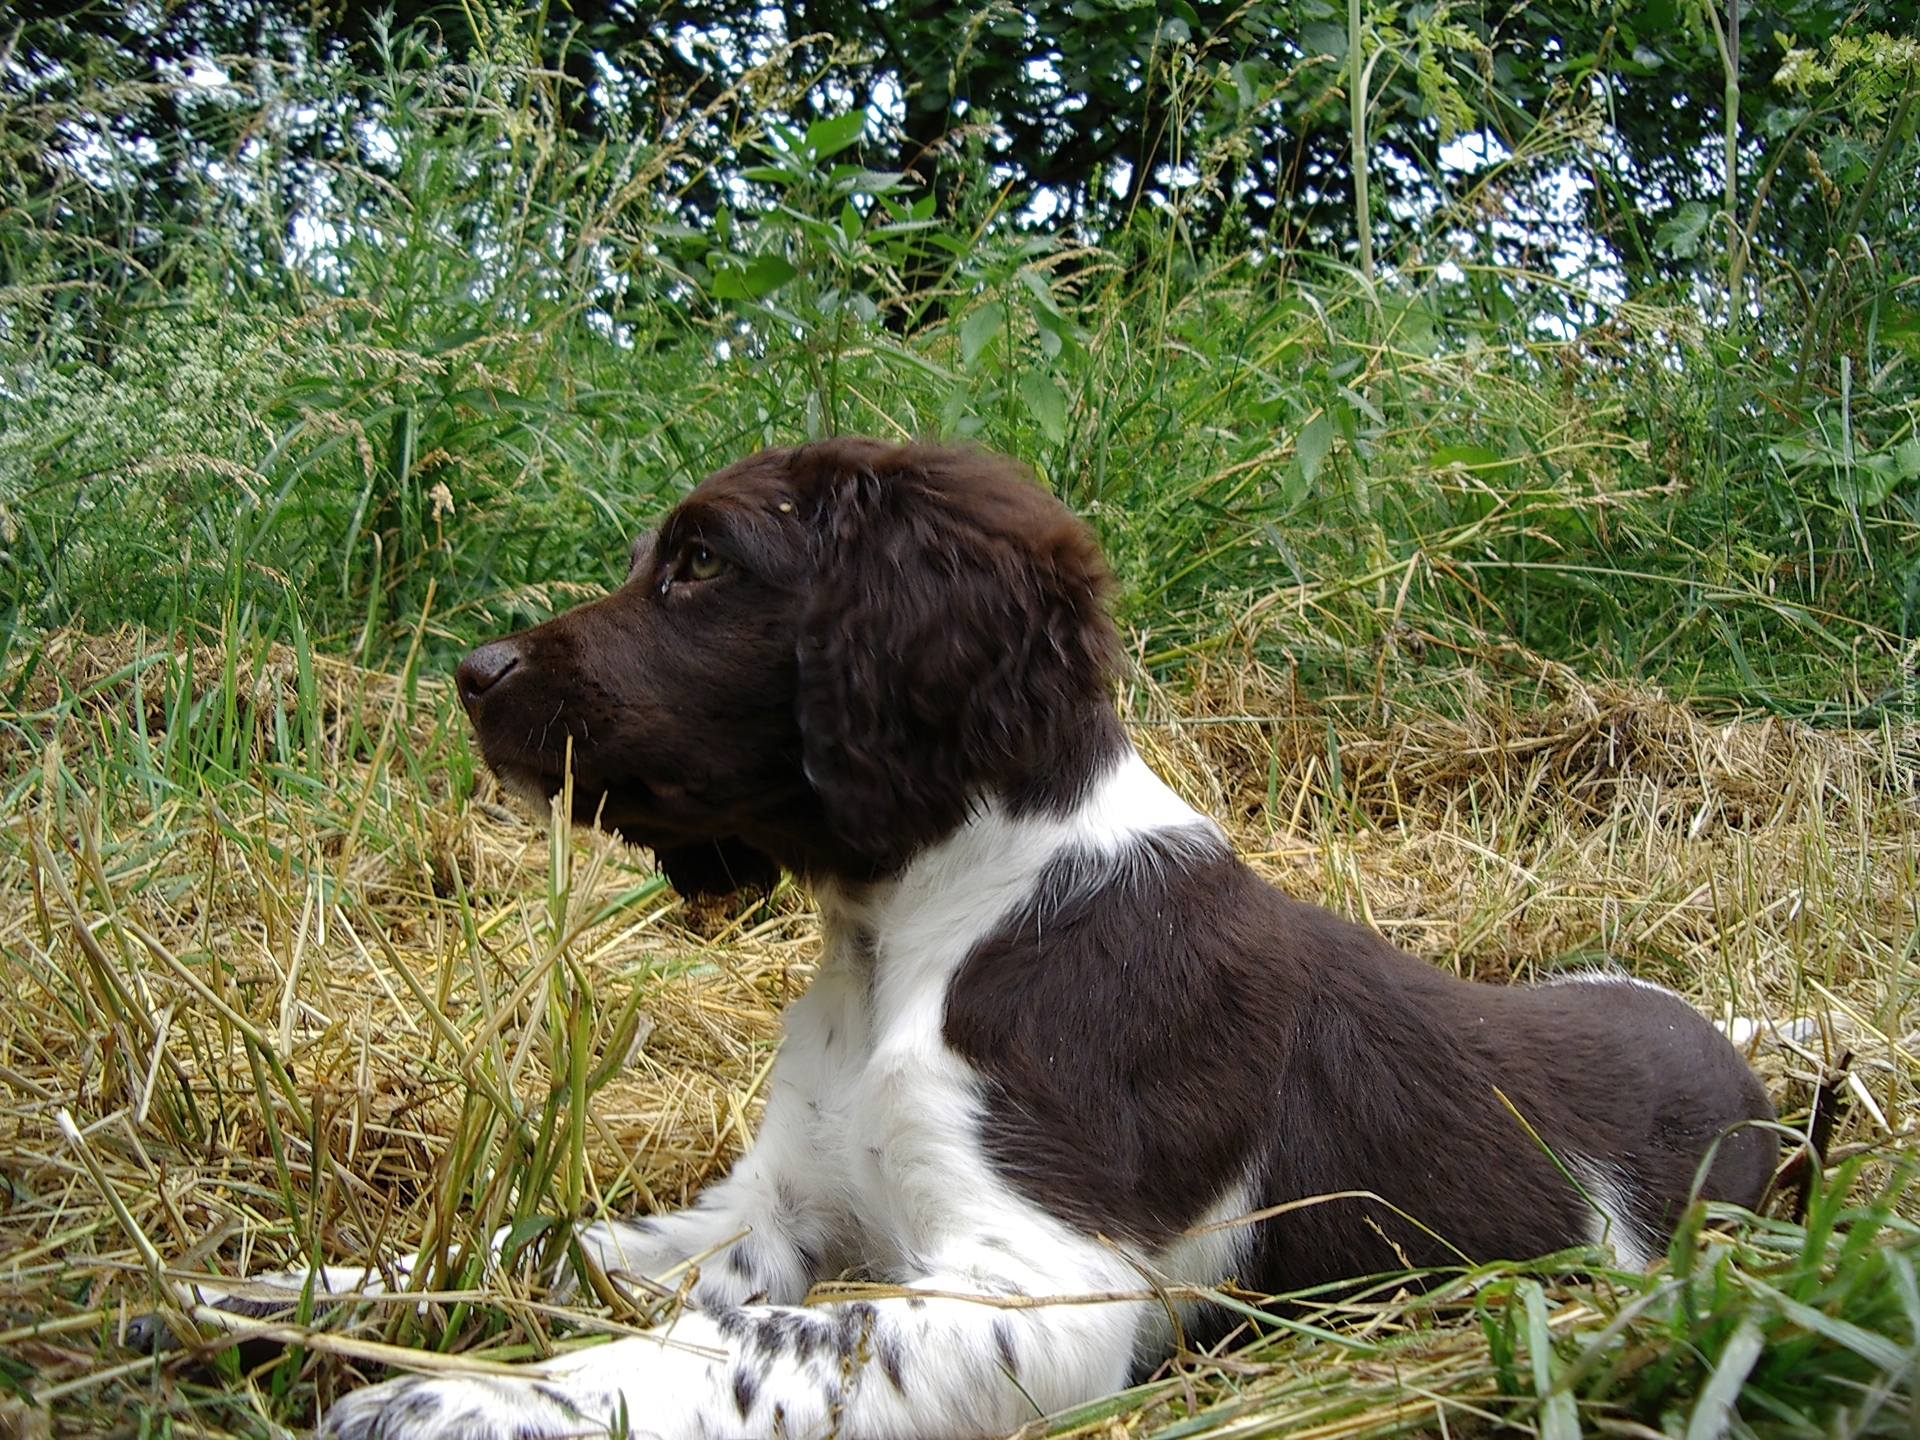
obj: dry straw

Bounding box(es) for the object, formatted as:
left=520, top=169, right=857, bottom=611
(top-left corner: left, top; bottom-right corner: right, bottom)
left=0, top=628, right=1915, bottom=1434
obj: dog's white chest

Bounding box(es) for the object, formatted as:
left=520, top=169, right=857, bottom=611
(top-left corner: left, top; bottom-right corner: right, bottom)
left=776, top=769, right=1216, bottom=1278
left=775, top=920, right=1001, bottom=1275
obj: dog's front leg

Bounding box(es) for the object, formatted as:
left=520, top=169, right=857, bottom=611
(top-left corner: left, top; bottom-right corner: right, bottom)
left=576, top=962, right=866, bottom=1313
left=572, top=1123, right=842, bottom=1314
left=321, top=1230, right=1146, bottom=1440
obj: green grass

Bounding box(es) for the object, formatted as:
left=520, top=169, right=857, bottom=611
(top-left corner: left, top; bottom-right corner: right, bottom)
left=1, top=24, right=1916, bottom=716
left=1025, top=1161, right=1920, bottom=1440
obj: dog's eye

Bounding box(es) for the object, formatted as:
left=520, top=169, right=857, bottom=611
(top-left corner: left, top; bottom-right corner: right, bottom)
left=682, top=545, right=727, bottom=582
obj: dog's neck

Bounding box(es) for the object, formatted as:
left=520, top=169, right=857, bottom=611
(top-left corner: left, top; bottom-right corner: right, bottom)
left=812, top=744, right=1222, bottom=998
left=772, top=700, right=1133, bottom=888
left=995, top=703, right=1131, bottom=822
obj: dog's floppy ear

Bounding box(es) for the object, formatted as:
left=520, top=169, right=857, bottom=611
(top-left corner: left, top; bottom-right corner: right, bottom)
left=650, top=837, right=782, bottom=900
left=793, top=443, right=1119, bottom=870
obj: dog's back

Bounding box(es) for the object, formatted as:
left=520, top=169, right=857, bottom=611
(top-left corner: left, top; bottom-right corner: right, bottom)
left=947, top=818, right=1775, bottom=1308
left=1255, top=896, right=1775, bottom=1287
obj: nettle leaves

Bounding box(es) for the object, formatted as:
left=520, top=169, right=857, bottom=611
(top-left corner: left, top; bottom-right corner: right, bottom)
left=1656, top=202, right=1713, bottom=261
left=693, top=110, right=934, bottom=315
left=949, top=262, right=1085, bottom=448
left=656, top=100, right=1088, bottom=450
left=1774, top=433, right=1920, bottom=510
left=1248, top=353, right=1385, bottom=518
left=707, top=253, right=799, bottom=302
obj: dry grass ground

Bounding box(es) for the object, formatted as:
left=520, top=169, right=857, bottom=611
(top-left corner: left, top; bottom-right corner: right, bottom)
left=0, top=629, right=1916, bottom=1438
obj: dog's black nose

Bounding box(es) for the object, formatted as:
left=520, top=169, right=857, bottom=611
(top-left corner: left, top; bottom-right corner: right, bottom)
left=457, top=641, right=519, bottom=703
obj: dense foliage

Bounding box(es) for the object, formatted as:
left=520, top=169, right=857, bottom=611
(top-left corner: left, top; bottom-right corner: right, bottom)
left=11, top=0, right=1912, bottom=267
left=0, top=3, right=1916, bottom=717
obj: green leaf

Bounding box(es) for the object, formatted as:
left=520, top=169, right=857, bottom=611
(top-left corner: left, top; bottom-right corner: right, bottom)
left=1301, top=22, right=1347, bottom=59
left=1879, top=304, right=1920, bottom=353
left=1429, top=443, right=1502, bottom=469
left=1296, top=413, right=1334, bottom=487
left=1382, top=296, right=1438, bottom=355
left=1228, top=61, right=1256, bottom=110
left=1520, top=1281, right=1579, bottom=1440
left=1018, top=267, right=1065, bottom=318
left=1745, top=1278, right=1912, bottom=1373
left=833, top=169, right=908, bottom=198
left=1430, top=443, right=1518, bottom=485
left=1279, top=460, right=1311, bottom=510
left=709, top=255, right=798, bottom=301
left=586, top=982, right=652, bottom=1092
left=1018, top=370, right=1068, bottom=444
left=804, top=110, right=868, bottom=160
left=1829, top=454, right=1903, bottom=508
left=1655, top=201, right=1711, bottom=258
left=960, top=303, right=1005, bottom=370
left=1338, top=385, right=1383, bottom=427
left=1685, top=1314, right=1765, bottom=1440
left=1541, top=1390, right=1579, bottom=1440
left=502, top=1213, right=561, bottom=1266
left=1770, top=437, right=1827, bottom=468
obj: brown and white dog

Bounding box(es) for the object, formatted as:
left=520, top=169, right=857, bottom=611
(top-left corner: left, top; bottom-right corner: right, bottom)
left=318, top=438, right=1774, bottom=1439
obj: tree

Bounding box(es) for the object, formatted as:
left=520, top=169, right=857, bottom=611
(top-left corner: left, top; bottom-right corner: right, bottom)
left=7, top=0, right=1914, bottom=302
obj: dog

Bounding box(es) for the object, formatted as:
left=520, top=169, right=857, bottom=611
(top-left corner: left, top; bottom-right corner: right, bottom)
left=315, top=437, right=1775, bottom=1438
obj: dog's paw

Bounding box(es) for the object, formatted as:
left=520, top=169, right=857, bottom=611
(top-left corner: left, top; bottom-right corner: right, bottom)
left=320, top=1374, right=627, bottom=1440
left=1718, top=1014, right=1821, bottom=1049
left=126, top=1293, right=307, bottom=1355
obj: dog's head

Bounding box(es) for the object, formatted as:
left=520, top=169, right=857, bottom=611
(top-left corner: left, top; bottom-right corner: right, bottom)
left=455, top=439, right=1123, bottom=894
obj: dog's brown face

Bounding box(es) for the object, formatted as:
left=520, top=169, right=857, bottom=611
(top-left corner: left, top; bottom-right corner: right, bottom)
left=455, top=439, right=1122, bottom=894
